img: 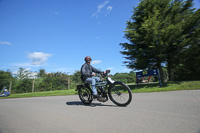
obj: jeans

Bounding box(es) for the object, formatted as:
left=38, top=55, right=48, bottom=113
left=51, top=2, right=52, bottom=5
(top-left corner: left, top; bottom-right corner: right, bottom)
left=85, top=77, right=100, bottom=95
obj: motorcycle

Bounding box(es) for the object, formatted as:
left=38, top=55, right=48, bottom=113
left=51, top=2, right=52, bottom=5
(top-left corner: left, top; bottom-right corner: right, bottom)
left=76, top=70, right=132, bottom=106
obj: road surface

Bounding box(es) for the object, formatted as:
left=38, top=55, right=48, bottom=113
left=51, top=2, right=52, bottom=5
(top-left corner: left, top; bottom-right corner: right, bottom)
left=0, top=90, right=200, bottom=133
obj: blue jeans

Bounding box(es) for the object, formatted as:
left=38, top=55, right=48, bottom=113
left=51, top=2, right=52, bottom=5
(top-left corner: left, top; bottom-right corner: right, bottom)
left=85, top=77, right=100, bottom=95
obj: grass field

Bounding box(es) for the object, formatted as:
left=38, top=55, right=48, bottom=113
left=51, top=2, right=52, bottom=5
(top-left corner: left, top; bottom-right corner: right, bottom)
left=1, top=81, right=200, bottom=99
left=129, top=81, right=200, bottom=93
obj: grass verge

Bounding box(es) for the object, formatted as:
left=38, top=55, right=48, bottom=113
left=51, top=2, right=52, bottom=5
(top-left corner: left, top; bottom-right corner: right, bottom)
left=1, top=81, right=200, bottom=99
left=129, top=81, right=200, bottom=93
left=1, top=89, right=76, bottom=99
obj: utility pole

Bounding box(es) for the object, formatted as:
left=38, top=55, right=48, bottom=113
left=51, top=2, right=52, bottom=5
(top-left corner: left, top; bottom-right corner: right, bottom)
left=68, top=77, right=70, bottom=90
left=32, top=78, right=35, bottom=93
left=9, top=78, right=12, bottom=94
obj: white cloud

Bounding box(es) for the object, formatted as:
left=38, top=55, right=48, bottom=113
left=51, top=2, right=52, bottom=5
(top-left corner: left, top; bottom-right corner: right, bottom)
left=29, top=71, right=38, bottom=78
left=97, top=1, right=109, bottom=12
left=92, top=0, right=109, bottom=18
left=107, top=6, right=113, bottom=12
left=27, top=52, right=52, bottom=66
left=91, top=60, right=102, bottom=65
left=0, top=41, right=12, bottom=45
left=106, top=67, right=114, bottom=70
left=12, top=52, right=52, bottom=68
left=54, top=68, right=71, bottom=73
left=123, top=68, right=132, bottom=73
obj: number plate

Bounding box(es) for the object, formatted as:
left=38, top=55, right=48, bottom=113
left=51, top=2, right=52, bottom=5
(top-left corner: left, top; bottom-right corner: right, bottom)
left=108, top=77, right=115, bottom=84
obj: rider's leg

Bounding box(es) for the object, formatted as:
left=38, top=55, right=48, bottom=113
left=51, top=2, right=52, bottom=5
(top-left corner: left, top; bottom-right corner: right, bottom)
left=92, top=77, right=100, bottom=82
left=91, top=77, right=100, bottom=95
left=93, top=77, right=103, bottom=90
left=85, top=77, right=100, bottom=95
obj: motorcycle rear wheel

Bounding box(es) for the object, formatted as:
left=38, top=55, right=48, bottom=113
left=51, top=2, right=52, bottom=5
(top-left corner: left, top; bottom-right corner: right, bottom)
left=78, top=86, right=93, bottom=104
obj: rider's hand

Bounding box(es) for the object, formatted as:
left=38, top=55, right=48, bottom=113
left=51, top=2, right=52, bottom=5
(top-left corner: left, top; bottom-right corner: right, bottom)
left=102, top=71, right=106, bottom=76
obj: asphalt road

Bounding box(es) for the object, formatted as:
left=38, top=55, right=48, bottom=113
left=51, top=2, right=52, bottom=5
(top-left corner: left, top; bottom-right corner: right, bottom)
left=0, top=90, right=200, bottom=133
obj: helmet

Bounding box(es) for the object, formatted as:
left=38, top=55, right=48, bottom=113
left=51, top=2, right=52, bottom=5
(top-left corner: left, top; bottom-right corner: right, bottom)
left=85, top=56, right=92, bottom=62
left=4, top=89, right=8, bottom=92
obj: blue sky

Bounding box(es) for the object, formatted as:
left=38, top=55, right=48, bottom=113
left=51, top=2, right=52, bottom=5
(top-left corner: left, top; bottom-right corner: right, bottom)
left=0, top=0, right=200, bottom=75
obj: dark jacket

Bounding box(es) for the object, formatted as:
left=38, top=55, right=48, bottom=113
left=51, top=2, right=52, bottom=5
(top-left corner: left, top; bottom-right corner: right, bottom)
left=81, top=63, right=102, bottom=82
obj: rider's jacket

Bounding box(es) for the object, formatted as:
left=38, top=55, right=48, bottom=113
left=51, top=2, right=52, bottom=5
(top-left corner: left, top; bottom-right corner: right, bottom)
left=81, top=63, right=102, bottom=82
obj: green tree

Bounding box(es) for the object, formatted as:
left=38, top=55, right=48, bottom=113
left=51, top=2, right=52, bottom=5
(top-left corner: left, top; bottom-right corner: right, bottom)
left=174, top=35, right=200, bottom=80
left=0, top=70, right=12, bottom=90
left=128, top=71, right=136, bottom=83
left=120, top=0, right=200, bottom=82
left=16, top=78, right=32, bottom=93
left=38, top=72, right=69, bottom=91
left=37, top=69, right=46, bottom=78
left=17, top=67, right=31, bottom=80
left=15, top=68, right=32, bottom=93
left=71, top=70, right=82, bottom=85
left=164, top=1, right=200, bottom=81
left=112, top=71, right=136, bottom=83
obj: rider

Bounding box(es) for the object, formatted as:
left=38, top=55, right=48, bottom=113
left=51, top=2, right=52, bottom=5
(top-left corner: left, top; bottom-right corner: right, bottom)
left=0, top=87, right=10, bottom=97
left=81, top=56, right=104, bottom=98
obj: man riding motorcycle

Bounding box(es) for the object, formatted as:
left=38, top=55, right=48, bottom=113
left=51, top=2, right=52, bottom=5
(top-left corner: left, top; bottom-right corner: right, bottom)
left=81, top=56, right=105, bottom=98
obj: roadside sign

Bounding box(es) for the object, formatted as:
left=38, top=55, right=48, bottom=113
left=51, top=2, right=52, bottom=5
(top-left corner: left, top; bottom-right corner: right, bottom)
left=136, top=69, right=161, bottom=87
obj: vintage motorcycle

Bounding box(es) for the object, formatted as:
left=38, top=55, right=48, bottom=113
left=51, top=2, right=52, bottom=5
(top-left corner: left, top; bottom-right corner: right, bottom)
left=76, top=70, right=132, bottom=106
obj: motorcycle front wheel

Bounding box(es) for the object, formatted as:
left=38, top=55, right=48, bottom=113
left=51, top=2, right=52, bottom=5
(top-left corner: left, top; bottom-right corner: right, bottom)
left=78, top=86, right=93, bottom=104
left=108, top=82, right=132, bottom=106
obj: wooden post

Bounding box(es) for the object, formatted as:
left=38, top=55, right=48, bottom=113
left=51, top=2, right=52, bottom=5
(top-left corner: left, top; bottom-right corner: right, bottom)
left=68, top=77, right=70, bottom=90
left=32, top=78, right=35, bottom=93
left=9, top=78, right=12, bottom=94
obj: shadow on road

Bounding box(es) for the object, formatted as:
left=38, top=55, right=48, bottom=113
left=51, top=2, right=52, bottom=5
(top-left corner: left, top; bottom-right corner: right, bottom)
left=66, top=101, right=119, bottom=107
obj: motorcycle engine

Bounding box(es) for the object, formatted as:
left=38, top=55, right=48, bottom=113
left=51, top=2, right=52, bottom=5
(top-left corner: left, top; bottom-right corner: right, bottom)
left=97, top=97, right=108, bottom=102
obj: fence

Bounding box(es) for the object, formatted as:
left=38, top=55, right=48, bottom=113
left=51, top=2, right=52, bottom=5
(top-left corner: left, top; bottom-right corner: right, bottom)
left=0, top=77, right=75, bottom=94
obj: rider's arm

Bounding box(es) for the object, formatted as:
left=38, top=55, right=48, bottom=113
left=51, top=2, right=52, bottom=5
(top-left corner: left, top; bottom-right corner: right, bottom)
left=91, top=66, right=103, bottom=73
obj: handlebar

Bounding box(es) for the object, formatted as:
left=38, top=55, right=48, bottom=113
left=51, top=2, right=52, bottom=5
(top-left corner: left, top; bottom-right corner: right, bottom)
left=101, top=70, right=111, bottom=77
left=94, top=70, right=111, bottom=78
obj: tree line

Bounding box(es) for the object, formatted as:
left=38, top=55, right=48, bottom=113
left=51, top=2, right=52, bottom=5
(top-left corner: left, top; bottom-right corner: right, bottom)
left=120, top=0, right=200, bottom=82
left=0, top=68, right=136, bottom=94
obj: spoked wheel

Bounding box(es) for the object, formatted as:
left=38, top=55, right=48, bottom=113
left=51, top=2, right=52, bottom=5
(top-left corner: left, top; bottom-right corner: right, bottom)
left=108, top=82, right=132, bottom=106
left=78, top=86, right=93, bottom=104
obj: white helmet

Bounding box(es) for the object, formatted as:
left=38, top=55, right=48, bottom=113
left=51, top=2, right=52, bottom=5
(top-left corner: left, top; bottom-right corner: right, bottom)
left=4, top=89, right=8, bottom=92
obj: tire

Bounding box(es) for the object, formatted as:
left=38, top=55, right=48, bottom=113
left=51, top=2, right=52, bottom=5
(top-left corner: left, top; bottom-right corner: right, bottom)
left=108, top=82, right=132, bottom=106
left=78, top=86, right=93, bottom=104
